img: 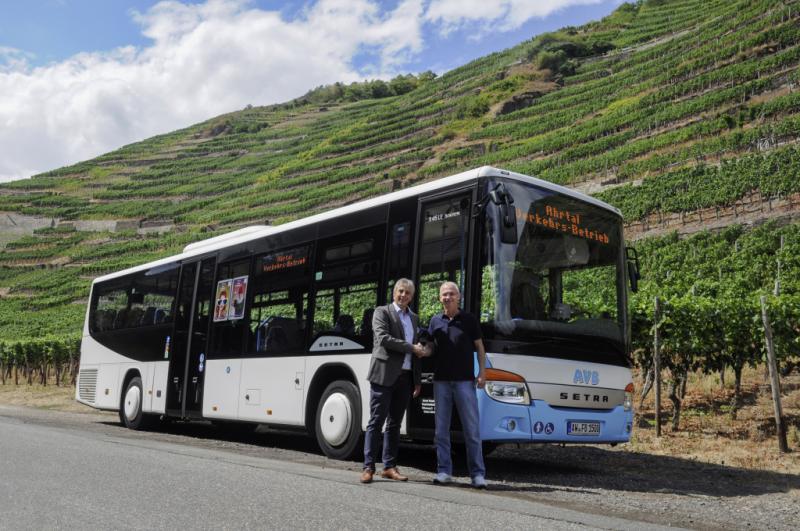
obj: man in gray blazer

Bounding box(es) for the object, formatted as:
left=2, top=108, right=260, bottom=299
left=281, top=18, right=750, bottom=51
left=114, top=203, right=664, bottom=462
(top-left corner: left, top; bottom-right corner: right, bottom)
left=360, top=278, right=426, bottom=483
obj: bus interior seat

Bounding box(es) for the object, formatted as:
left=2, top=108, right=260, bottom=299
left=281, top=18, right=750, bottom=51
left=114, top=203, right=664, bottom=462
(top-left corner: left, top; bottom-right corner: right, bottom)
left=266, top=326, right=288, bottom=350
left=333, top=314, right=355, bottom=335
left=114, top=308, right=129, bottom=329
left=257, top=316, right=299, bottom=352
left=126, top=307, right=144, bottom=328
left=97, top=309, right=116, bottom=331
left=142, top=306, right=157, bottom=325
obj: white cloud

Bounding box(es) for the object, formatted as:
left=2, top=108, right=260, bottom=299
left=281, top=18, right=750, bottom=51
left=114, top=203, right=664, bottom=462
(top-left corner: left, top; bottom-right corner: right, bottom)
left=0, top=46, right=34, bottom=73
left=425, top=0, right=606, bottom=33
left=0, top=0, right=612, bottom=183
left=0, top=0, right=425, bottom=182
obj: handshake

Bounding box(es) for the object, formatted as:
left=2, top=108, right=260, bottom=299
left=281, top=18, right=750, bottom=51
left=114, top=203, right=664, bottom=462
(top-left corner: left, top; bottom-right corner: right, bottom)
left=412, top=343, right=431, bottom=358
left=412, top=330, right=434, bottom=358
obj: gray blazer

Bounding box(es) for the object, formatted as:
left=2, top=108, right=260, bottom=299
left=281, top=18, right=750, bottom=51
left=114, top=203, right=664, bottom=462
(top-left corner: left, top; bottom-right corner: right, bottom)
left=367, top=304, right=421, bottom=387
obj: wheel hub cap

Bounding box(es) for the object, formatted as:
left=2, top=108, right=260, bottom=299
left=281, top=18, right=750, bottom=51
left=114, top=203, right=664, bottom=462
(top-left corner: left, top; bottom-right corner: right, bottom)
left=124, top=385, right=141, bottom=422
left=320, top=392, right=351, bottom=447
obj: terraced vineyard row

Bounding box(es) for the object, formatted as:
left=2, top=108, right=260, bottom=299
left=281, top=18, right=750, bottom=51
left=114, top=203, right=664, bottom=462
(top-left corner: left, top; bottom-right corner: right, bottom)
left=1, top=0, right=799, bottom=371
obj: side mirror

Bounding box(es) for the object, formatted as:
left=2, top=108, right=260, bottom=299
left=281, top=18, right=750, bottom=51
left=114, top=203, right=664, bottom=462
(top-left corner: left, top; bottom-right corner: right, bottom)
left=627, top=261, right=640, bottom=293
left=490, top=183, right=518, bottom=244
left=499, top=202, right=517, bottom=243
left=625, top=246, right=641, bottom=293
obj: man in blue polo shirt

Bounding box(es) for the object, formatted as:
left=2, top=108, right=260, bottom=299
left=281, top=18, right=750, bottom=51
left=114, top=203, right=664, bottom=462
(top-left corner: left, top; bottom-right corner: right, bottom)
left=427, top=281, right=487, bottom=489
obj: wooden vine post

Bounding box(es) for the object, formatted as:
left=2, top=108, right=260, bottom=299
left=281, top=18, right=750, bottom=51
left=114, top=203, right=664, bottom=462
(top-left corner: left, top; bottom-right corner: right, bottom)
left=759, top=296, right=789, bottom=453
left=654, top=296, right=662, bottom=437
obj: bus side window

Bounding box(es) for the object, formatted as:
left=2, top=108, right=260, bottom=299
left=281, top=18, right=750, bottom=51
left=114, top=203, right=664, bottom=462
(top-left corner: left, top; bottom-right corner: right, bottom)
left=313, top=282, right=377, bottom=344
left=250, top=291, right=308, bottom=354
left=248, top=245, right=312, bottom=356
left=93, top=287, right=126, bottom=332
left=312, top=226, right=383, bottom=350
left=416, top=196, right=471, bottom=326
left=87, top=263, right=179, bottom=361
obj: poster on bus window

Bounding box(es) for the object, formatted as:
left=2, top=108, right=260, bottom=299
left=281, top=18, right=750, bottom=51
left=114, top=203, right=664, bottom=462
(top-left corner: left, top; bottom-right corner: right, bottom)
left=214, top=279, right=232, bottom=322
left=229, top=275, right=248, bottom=320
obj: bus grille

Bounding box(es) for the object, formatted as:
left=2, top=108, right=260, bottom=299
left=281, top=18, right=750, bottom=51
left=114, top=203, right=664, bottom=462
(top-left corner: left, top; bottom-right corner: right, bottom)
left=78, top=369, right=98, bottom=404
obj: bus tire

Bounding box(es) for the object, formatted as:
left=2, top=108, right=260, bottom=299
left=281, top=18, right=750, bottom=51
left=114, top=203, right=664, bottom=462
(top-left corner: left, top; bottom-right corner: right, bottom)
left=120, top=376, right=154, bottom=430
left=315, top=380, right=362, bottom=460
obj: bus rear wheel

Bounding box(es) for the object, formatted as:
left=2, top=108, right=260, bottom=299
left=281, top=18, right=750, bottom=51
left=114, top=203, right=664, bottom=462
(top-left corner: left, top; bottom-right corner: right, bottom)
left=315, top=380, right=362, bottom=460
left=120, top=376, right=154, bottom=430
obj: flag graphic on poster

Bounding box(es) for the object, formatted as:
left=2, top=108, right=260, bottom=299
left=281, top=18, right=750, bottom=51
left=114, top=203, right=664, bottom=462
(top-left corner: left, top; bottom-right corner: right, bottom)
left=229, top=275, right=248, bottom=320
left=214, top=279, right=232, bottom=322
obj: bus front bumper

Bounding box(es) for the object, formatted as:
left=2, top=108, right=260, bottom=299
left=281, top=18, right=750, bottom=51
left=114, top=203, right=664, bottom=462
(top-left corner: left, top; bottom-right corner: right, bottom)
left=478, top=393, right=633, bottom=444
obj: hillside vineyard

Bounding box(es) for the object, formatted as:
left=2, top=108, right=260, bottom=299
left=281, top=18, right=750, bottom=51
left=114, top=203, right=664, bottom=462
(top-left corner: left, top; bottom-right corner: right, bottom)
left=0, top=0, right=799, bottom=394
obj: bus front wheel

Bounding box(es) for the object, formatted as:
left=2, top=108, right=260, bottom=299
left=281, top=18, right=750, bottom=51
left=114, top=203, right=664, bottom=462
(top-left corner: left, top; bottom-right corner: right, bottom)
left=315, top=380, right=362, bottom=460
left=120, top=376, right=153, bottom=430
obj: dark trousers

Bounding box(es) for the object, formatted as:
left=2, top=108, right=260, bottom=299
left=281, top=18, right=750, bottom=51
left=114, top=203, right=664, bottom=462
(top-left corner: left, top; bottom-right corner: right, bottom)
left=363, top=371, right=411, bottom=471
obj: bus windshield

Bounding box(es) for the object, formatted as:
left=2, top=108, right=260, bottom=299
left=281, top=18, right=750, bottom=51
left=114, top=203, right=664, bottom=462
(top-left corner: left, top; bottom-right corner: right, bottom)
left=480, top=179, right=627, bottom=365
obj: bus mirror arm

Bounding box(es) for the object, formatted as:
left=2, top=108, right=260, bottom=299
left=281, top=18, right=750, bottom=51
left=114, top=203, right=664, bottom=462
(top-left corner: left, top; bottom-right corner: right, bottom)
left=473, top=183, right=506, bottom=217
left=472, top=196, right=490, bottom=218
left=475, top=183, right=517, bottom=243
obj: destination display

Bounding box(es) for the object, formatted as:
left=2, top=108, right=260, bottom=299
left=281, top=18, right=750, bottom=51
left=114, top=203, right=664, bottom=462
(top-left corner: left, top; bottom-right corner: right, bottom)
left=261, top=246, right=309, bottom=274
left=518, top=203, right=610, bottom=245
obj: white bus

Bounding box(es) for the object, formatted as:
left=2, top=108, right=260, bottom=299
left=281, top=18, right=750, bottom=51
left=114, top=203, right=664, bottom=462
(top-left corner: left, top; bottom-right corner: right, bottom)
left=77, top=166, right=639, bottom=458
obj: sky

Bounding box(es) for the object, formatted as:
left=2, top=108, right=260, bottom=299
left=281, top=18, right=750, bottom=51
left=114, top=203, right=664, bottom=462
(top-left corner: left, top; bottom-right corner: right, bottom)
left=0, top=0, right=625, bottom=182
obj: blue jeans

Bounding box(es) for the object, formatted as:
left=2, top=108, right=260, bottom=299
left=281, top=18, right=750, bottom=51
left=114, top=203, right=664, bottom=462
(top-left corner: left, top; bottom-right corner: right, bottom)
left=434, top=380, right=485, bottom=478
left=363, top=372, right=411, bottom=471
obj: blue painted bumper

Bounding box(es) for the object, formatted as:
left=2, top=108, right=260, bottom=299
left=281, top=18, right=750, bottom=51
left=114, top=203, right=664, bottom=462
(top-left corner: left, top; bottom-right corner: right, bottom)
left=477, top=392, right=633, bottom=444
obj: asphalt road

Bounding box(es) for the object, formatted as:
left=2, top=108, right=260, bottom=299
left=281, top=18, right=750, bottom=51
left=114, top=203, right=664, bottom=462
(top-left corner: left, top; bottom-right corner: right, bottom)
left=0, top=405, right=797, bottom=530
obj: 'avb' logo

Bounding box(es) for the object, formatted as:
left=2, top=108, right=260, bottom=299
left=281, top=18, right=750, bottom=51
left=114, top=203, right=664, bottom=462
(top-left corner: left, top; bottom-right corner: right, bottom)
left=573, top=369, right=599, bottom=385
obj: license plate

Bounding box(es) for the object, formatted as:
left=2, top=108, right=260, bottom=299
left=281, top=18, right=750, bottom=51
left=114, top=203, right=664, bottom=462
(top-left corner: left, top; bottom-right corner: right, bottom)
left=568, top=421, right=600, bottom=436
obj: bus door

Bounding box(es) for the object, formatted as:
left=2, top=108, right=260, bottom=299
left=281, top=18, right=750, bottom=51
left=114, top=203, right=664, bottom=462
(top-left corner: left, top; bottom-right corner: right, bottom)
left=166, top=257, right=215, bottom=418
left=408, top=190, right=474, bottom=437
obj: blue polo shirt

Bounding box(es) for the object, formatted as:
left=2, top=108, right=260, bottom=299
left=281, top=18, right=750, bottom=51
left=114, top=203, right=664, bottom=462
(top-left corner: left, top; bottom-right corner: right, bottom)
left=429, top=310, right=482, bottom=381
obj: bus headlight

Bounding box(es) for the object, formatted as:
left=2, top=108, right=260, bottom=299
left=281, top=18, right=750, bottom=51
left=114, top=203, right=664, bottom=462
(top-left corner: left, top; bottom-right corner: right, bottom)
left=624, top=382, right=634, bottom=411
left=484, top=368, right=530, bottom=406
